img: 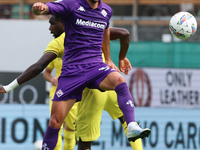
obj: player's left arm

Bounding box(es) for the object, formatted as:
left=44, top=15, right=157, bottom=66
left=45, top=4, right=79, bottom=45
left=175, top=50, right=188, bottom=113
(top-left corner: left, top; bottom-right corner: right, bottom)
left=110, top=27, right=132, bottom=75
left=102, top=28, right=120, bottom=72
left=43, top=68, right=58, bottom=86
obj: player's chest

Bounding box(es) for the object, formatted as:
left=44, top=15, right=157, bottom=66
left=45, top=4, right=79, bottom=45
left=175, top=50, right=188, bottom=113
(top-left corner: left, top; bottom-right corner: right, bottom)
left=54, top=58, right=63, bottom=70
left=68, top=6, right=109, bottom=30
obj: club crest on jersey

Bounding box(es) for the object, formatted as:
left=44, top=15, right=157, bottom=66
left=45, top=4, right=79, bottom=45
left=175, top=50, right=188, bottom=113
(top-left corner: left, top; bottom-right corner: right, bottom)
left=78, top=6, right=85, bottom=12
left=56, top=89, right=63, bottom=97
left=126, top=100, right=134, bottom=107
left=101, top=9, right=107, bottom=17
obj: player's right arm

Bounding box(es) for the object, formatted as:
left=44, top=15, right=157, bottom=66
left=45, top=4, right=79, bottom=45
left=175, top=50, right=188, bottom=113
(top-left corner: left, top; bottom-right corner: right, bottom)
left=0, top=52, right=57, bottom=93
left=32, top=0, right=72, bottom=17
left=32, top=2, right=49, bottom=15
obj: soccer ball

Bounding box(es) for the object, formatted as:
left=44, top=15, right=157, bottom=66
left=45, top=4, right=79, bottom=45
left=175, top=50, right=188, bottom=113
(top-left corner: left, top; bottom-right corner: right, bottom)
left=169, top=11, right=197, bottom=39
left=34, top=140, right=43, bottom=150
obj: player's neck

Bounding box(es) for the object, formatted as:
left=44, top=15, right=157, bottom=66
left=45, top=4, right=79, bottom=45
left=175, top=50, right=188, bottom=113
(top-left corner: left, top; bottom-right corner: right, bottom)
left=86, top=0, right=100, bottom=9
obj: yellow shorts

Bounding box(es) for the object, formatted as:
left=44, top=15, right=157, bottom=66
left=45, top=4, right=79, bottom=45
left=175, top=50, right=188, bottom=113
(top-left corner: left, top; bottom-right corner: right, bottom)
left=76, top=88, right=123, bottom=141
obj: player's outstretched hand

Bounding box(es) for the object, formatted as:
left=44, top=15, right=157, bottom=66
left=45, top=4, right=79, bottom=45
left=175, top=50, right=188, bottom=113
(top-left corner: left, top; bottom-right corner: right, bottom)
left=119, top=57, right=132, bottom=75
left=0, top=87, right=6, bottom=93
left=32, top=2, right=49, bottom=15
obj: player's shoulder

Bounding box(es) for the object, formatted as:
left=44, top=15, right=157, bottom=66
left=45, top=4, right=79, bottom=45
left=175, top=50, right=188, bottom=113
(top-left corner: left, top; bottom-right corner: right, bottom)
left=50, top=33, right=65, bottom=45
left=45, top=33, right=65, bottom=56
left=100, top=1, right=112, bottom=16
left=101, top=1, right=111, bottom=9
left=61, top=0, right=79, bottom=7
left=56, top=33, right=65, bottom=42
left=54, top=0, right=76, bottom=4
left=101, top=1, right=112, bottom=10
left=52, top=0, right=78, bottom=11
left=47, top=39, right=60, bottom=48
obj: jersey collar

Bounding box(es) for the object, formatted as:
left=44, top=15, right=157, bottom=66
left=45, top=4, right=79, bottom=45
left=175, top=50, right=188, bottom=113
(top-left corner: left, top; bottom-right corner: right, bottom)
left=81, top=0, right=102, bottom=10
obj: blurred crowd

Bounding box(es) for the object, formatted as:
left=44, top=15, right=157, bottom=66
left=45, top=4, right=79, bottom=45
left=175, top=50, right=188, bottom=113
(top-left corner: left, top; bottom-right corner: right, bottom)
left=0, top=4, right=49, bottom=19
left=1, top=3, right=200, bottom=19
left=1, top=3, right=200, bottom=42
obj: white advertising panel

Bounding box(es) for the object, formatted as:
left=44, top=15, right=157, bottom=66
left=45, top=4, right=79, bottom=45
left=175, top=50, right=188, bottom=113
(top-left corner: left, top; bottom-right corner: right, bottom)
left=0, top=105, right=200, bottom=150
left=0, top=20, right=52, bottom=72
left=124, top=67, right=200, bottom=108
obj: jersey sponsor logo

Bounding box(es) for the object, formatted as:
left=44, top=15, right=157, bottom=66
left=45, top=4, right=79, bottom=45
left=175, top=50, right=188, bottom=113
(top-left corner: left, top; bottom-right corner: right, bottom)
left=76, top=19, right=107, bottom=29
left=42, top=143, right=50, bottom=150
left=101, top=9, right=107, bottom=17
left=54, top=0, right=63, bottom=2
left=56, top=89, right=64, bottom=97
left=126, top=100, right=134, bottom=107
left=78, top=6, right=85, bottom=12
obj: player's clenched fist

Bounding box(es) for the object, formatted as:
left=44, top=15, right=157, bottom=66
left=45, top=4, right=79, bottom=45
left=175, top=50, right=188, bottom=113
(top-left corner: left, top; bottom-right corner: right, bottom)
left=32, top=2, right=49, bottom=15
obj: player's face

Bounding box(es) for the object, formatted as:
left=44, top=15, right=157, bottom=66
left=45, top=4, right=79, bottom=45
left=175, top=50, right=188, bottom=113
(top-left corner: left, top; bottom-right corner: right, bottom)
left=49, top=15, right=64, bottom=38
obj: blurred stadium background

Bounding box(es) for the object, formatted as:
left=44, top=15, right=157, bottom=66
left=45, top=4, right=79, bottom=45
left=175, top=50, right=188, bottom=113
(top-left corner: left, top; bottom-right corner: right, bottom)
left=1, top=0, right=200, bottom=150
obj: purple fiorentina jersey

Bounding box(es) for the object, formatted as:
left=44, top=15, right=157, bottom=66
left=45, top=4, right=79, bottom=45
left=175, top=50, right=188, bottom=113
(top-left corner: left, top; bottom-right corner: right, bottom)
left=46, top=0, right=112, bottom=67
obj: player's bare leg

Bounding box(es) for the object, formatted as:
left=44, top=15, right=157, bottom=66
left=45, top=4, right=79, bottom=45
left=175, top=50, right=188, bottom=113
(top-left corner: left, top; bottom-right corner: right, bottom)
left=78, top=138, right=92, bottom=150
left=42, top=99, right=76, bottom=150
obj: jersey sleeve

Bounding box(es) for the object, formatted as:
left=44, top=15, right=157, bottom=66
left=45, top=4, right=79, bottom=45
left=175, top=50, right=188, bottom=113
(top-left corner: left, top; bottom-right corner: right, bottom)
left=46, top=60, right=54, bottom=70
left=44, top=33, right=65, bottom=59
left=104, top=4, right=112, bottom=29
left=44, top=39, right=61, bottom=57
left=46, top=0, right=74, bottom=17
left=106, top=11, right=112, bottom=29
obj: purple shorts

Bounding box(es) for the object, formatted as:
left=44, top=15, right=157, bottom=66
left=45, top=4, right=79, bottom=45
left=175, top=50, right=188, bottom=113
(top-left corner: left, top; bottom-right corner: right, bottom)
left=53, top=62, right=116, bottom=101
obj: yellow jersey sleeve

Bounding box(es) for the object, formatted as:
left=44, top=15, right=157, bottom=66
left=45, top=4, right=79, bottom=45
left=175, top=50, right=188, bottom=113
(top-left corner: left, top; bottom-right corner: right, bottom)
left=102, top=53, right=105, bottom=62
left=46, top=60, right=54, bottom=71
left=44, top=33, right=65, bottom=59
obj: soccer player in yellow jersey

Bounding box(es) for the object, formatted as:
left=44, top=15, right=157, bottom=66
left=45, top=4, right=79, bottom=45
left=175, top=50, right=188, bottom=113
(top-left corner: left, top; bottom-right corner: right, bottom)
left=76, top=31, right=143, bottom=150
left=44, top=15, right=143, bottom=150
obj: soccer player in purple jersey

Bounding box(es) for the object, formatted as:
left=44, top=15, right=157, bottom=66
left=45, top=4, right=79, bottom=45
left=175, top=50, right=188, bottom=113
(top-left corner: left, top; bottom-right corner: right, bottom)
left=0, top=0, right=151, bottom=150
